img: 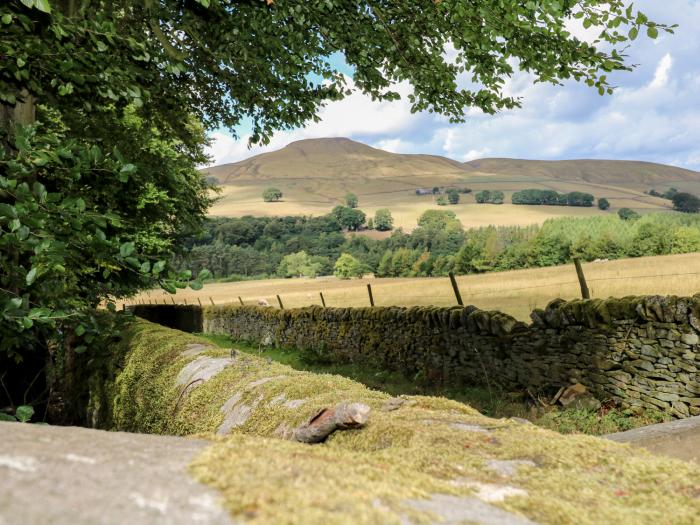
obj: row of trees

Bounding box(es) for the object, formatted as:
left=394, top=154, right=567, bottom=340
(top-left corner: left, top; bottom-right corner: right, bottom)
left=475, top=190, right=505, bottom=204
left=179, top=210, right=700, bottom=282
left=512, top=189, right=595, bottom=207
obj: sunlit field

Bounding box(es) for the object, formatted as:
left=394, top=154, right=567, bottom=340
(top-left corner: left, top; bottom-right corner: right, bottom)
left=208, top=176, right=681, bottom=231
left=128, top=252, right=700, bottom=321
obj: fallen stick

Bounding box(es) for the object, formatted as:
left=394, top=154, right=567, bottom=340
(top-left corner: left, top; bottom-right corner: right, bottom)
left=293, top=402, right=370, bottom=444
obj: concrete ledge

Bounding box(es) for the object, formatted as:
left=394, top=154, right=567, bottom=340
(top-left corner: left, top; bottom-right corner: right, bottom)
left=605, top=415, right=700, bottom=463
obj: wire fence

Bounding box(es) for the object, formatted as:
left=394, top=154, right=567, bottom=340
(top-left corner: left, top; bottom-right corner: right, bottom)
left=129, top=264, right=700, bottom=321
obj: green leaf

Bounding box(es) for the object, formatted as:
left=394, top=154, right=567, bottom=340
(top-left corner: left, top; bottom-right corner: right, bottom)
left=0, top=413, right=15, bottom=422
left=0, top=203, right=18, bottom=219
left=153, top=260, right=166, bottom=274
left=75, top=324, right=86, bottom=336
left=198, top=268, right=212, bottom=280
left=162, top=281, right=177, bottom=294
left=15, top=405, right=34, bottom=423
left=1, top=14, right=12, bottom=24
left=120, top=242, right=135, bottom=257
left=628, top=27, right=638, bottom=40
left=74, top=345, right=87, bottom=354
left=189, top=280, right=203, bottom=291
left=647, top=26, right=659, bottom=39
left=26, top=267, right=37, bottom=286
left=140, top=261, right=151, bottom=273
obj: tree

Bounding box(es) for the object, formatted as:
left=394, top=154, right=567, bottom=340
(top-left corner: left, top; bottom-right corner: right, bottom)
left=345, top=193, right=358, bottom=208
left=263, top=187, right=283, bottom=202
left=436, top=196, right=448, bottom=206
left=432, top=187, right=441, bottom=195
left=566, top=192, right=595, bottom=207
left=417, top=210, right=458, bottom=229
left=277, top=251, right=321, bottom=278
left=672, top=192, right=700, bottom=214
left=334, top=253, right=364, bottom=279
left=598, top=198, right=610, bottom=211
left=331, top=206, right=366, bottom=231
left=446, top=189, right=460, bottom=205
left=374, top=209, right=394, bottom=231
left=475, top=190, right=504, bottom=204
left=0, top=0, right=672, bottom=411
left=618, top=208, right=640, bottom=221
left=367, top=218, right=374, bottom=230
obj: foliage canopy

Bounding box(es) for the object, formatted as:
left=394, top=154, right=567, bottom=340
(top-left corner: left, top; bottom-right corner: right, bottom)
left=0, top=0, right=673, bottom=366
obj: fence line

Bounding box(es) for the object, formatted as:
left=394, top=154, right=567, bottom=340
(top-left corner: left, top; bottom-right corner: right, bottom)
left=126, top=269, right=700, bottom=310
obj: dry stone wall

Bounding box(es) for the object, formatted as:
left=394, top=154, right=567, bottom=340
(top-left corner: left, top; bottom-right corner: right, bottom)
left=132, top=295, right=700, bottom=418
left=201, top=296, right=700, bottom=418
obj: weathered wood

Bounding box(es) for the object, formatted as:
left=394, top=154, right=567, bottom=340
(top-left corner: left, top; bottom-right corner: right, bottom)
left=197, top=298, right=202, bottom=307
left=209, top=297, right=215, bottom=306
left=366, top=284, right=374, bottom=307
left=573, top=258, right=590, bottom=299
left=277, top=295, right=284, bottom=309
left=319, top=292, right=326, bottom=308
left=448, top=272, right=464, bottom=306
left=293, top=402, right=370, bottom=443
left=238, top=296, right=244, bottom=306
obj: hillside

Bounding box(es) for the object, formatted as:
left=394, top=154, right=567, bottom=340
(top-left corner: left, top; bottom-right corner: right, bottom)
left=203, top=138, right=700, bottom=230
left=465, top=158, right=700, bottom=186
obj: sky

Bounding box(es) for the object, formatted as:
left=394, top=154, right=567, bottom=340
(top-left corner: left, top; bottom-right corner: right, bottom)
left=207, top=1, right=700, bottom=171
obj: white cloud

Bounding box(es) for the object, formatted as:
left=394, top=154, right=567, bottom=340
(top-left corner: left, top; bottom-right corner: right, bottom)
left=649, top=53, right=673, bottom=89
left=207, top=1, right=700, bottom=171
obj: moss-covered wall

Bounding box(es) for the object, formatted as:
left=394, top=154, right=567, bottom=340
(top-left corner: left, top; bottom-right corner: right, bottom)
left=82, top=320, right=700, bottom=525
left=200, top=296, right=700, bottom=418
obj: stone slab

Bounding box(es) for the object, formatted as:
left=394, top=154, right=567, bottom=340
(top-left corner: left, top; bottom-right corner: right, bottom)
left=605, top=415, right=700, bottom=463
left=0, top=422, right=234, bottom=525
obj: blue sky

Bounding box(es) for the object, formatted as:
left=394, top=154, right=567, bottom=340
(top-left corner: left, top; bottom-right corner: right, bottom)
left=207, top=0, right=700, bottom=171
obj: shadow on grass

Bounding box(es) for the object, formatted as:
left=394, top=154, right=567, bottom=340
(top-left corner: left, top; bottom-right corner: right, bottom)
left=199, top=333, right=670, bottom=436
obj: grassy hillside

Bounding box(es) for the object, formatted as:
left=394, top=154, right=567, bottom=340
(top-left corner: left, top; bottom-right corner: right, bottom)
left=202, top=138, right=700, bottom=230
left=130, top=253, right=700, bottom=322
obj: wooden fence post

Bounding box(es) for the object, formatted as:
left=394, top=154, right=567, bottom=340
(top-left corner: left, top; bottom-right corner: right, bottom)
left=319, top=292, right=326, bottom=308
left=197, top=297, right=202, bottom=307
left=209, top=296, right=215, bottom=306
left=366, top=283, right=375, bottom=307
left=277, top=295, right=284, bottom=309
left=573, top=258, right=590, bottom=299
left=448, top=272, right=464, bottom=306
left=184, top=298, right=187, bottom=305
left=171, top=297, right=175, bottom=305
left=238, top=296, right=244, bottom=306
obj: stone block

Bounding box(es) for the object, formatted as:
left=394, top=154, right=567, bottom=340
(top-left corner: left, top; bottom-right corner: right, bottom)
left=681, top=333, right=699, bottom=345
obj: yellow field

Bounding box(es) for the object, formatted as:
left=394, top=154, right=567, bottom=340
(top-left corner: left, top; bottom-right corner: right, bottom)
left=129, top=253, right=700, bottom=321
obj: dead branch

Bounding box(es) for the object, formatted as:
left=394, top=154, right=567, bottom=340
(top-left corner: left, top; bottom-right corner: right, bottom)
left=293, top=402, right=370, bottom=444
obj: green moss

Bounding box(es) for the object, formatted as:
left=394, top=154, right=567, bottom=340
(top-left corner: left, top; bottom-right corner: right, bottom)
left=93, top=320, right=700, bottom=525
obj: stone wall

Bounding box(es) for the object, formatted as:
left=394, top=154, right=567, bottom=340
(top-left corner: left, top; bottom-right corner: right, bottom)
left=201, top=296, right=700, bottom=418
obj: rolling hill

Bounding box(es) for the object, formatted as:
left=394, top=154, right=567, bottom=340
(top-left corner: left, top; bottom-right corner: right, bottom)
left=203, top=137, right=700, bottom=230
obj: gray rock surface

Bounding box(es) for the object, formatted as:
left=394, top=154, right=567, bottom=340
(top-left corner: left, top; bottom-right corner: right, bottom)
left=404, top=494, right=538, bottom=525
left=0, top=422, right=233, bottom=525
left=605, top=414, right=700, bottom=463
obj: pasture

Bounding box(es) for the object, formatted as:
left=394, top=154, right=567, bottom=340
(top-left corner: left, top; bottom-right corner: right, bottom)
left=131, top=252, right=700, bottom=321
